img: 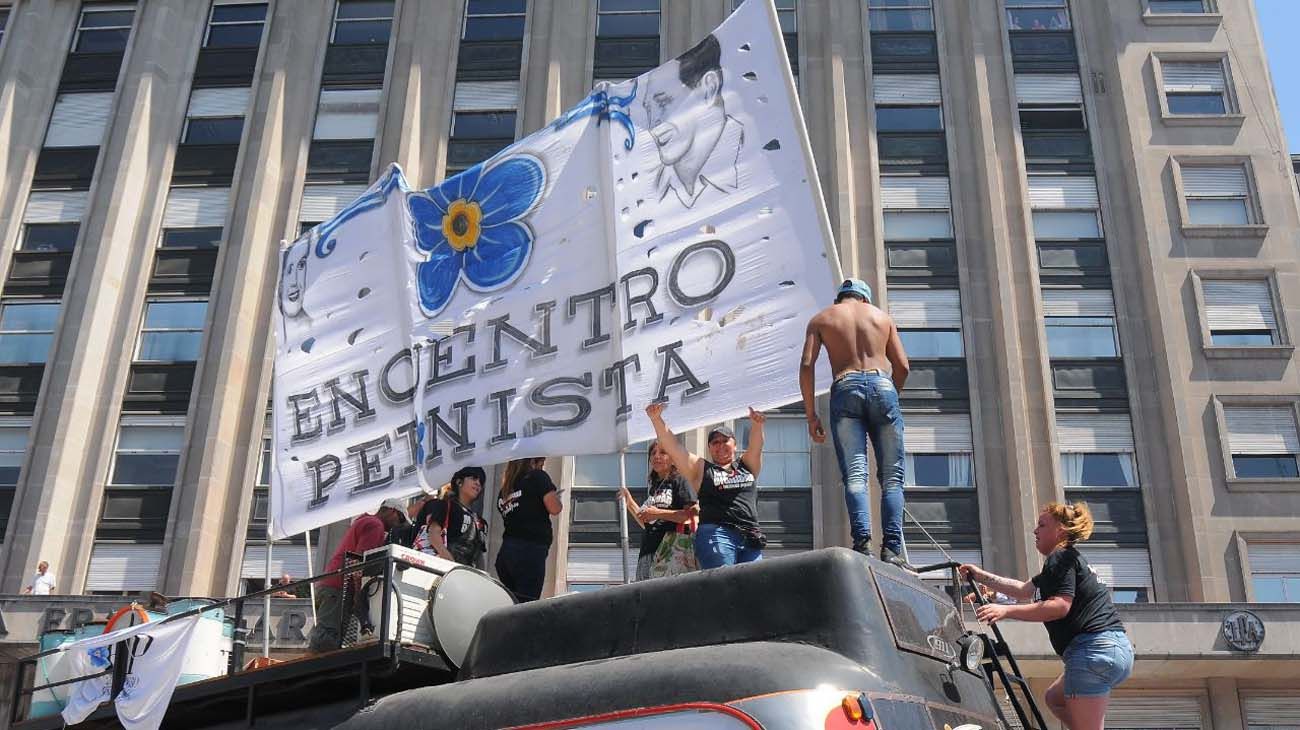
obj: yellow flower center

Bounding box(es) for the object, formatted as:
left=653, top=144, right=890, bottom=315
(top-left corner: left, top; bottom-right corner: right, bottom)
left=442, top=199, right=483, bottom=252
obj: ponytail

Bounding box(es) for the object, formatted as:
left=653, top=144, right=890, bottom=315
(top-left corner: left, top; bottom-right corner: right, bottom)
left=1042, top=501, right=1094, bottom=548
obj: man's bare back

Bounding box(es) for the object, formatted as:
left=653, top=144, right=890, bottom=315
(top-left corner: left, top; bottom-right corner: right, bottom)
left=798, top=287, right=910, bottom=443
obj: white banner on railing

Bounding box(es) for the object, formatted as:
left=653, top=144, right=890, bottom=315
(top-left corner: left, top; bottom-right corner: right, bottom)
left=270, top=0, right=837, bottom=539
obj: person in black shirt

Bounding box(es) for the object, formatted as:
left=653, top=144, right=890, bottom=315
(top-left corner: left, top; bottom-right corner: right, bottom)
left=959, top=502, right=1133, bottom=730
left=620, top=440, right=698, bottom=580
left=646, top=401, right=767, bottom=569
left=495, top=457, right=562, bottom=601
left=412, top=466, right=488, bottom=567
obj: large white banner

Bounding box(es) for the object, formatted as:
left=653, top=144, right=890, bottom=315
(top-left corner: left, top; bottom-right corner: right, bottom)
left=271, top=0, right=838, bottom=539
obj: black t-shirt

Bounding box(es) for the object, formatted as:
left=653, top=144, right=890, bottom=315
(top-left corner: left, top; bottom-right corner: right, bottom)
left=1031, top=546, right=1126, bottom=656
left=416, top=498, right=484, bottom=545
left=697, top=458, right=760, bottom=532
left=638, top=473, right=696, bottom=557
left=497, top=468, right=557, bottom=545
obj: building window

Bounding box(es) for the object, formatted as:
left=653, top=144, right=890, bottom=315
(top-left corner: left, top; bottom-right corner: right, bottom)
left=899, top=329, right=963, bottom=358
left=1056, top=414, right=1138, bottom=488
left=159, top=186, right=230, bottom=249
left=1180, top=164, right=1256, bottom=226
left=1202, top=279, right=1280, bottom=347
left=1247, top=542, right=1300, bottom=602
left=447, top=82, right=519, bottom=176
left=184, top=117, right=245, bottom=145
left=573, top=444, right=651, bottom=489
left=738, top=417, right=811, bottom=489
left=1028, top=175, right=1102, bottom=239
left=883, top=211, right=953, bottom=240
left=136, top=299, right=208, bottom=363
left=1005, top=0, right=1070, bottom=31
left=110, top=420, right=185, bottom=487
left=1085, top=547, right=1153, bottom=603
left=876, top=105, right=943, bottom=131
left=0, top=419, right=31, bottom=541
left=331, top=0, right=394, bottom=45
left=1162, top=60, right=1231, bottom=115
left=0, top=8, right=9, bottom=48
left=595, top=0, right=660, bottom=38
left=462, top=0, right=527, bottom=41
left=1042, top=289, right=1119, bottom=359
left=868, top=0, right=933, bottom=32
left=881, top=177, right=952, bottom=239
left=904, top=414, right=975, bottom=488
left=0, top=300, right=60, bottom=365
left=204, top=3, right=268, bottom=48
left=1019, top=105, right=1085, bottom=131
left=74, top=5, right=135, bottom=54
left=1045, top=317, right=1118, bottom=358
left=1223, top=405, right=1300, bottom=480
left=1149, top=0, right=1211, bottom=13
left=20, top=223, right=79, bottom=252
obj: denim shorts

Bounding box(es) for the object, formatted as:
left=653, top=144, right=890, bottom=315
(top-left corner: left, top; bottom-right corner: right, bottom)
left=1062, top=630, right=1134, bottom=698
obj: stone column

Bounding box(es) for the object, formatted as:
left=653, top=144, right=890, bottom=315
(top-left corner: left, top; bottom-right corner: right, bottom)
left=167, top=1, right=333, bottom=597
left=0, top=0, right=209, bottom=593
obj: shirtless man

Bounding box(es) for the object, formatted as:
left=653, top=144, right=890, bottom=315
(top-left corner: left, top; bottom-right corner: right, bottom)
left=799, top=279, right=911, bottom=568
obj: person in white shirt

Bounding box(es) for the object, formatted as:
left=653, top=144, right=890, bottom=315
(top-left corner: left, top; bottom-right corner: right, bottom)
left=23, top=561, right=56, bottom=595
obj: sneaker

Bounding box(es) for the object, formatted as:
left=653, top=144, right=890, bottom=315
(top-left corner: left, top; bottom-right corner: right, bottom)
left=851, top=537, right=872, bottom=556
left=880, top=547, right=915, bottom=572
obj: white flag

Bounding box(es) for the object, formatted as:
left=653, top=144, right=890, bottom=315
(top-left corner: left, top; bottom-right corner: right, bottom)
left=270, top=0, right=837, bottom=538
left=61, top=616, right=202, bottom=730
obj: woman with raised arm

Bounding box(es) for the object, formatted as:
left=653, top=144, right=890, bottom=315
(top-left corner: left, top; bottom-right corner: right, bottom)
left=645, top=402, right=767, bottom=568
left=496, top=457, right=563, bottom=602
left=620, top=440, right=698, bottom=580
left=959, top=502, right=1133, bottom=730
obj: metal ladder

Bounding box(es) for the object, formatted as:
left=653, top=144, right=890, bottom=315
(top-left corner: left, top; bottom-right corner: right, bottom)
left=916, top=561, right=1050, bottom=730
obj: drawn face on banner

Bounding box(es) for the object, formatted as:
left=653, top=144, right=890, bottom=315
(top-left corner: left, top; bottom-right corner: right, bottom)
left=642, top=34, right=742, bottom=209
left=278, top=239, right=311, bottom=320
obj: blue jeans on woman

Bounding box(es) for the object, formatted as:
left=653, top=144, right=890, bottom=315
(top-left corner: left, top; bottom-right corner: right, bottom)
left=829, top=371, right=906, bottom=554
left=694, top=523, right=763, bottom=569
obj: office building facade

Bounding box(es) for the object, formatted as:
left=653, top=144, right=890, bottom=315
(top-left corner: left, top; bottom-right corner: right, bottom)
left=0, top=1, right=1298, bottom=727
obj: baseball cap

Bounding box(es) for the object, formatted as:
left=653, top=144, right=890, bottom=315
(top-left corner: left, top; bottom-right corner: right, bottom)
left=379, top=498, right=409, bottom=519
left=452, top=466, right=487, bottom=485
left=707, top=425, right=736, bottom=443
left=837, top=278, right=873, bottom=303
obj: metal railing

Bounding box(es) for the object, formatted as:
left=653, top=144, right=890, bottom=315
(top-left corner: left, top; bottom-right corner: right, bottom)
left=8, top=551, right=426, bottom=726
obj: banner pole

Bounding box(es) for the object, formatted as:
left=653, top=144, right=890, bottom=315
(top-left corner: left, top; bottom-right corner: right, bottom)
left=304, top=529, right=316, bottom=622
left=618, top=448, right=630, bottom=585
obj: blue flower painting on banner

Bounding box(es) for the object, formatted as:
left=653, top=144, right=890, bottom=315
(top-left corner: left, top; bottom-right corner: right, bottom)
left=407, top=155, right=547, bottom=317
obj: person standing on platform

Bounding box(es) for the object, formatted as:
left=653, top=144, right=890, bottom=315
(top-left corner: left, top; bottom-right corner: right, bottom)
left=307, top=499, right=407, bottom=654
left=413, top=466, right=488, bottom=567
left=960, top=502, right=1133, bottom=730
left=799, top=278, right=912, bottom=568
left=496, top=458, right=562, bottom=602
left=646, top=402, right=767, bottom=569
left=620, top=440, right=698, bottom=580
left=23, top=561, right=56, bottom=595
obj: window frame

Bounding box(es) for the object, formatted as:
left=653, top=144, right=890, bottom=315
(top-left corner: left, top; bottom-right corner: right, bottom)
left=73, top=4, right=135, bottom=54
left=1171, top=156, right=1267, bottom=237
left=134, top=297, right=210, bottom=364
left=461, top=0, right=528, bottom=41
left=1152, top=54, right=1242, bottom=126
left=330, top=0, right=395, bottom=46
left=1044, top=315, right=1121, bottom=359
left=1190, top=269, right=1292, bottom=359
left=1236, top=532, right=1300, bottom=602
left=595, top=0, right=661, bottom=40
left=904, top=451, right=975, bottom=489
left=738, top=414, right=812, bottom=490
left=202, top=2, right=269, bottom=49
left=0, top=7, right=11, bottom=49
left=107, top=416, right=187, bottom=489
left=0, top=299, right=61, bottom=366
left=0, top=416, right=33, bottom=542
left=182, top=116, right=246, bottom=145
left=1142, top=0, right=1220, bottom=26
left=867, top=0, right=934, bottom=33
left=19, top=222, right=80, bottom=253
left=1214, top=397, right=1300, bottom=492
left=1004, top=0, right=1071, bottom=32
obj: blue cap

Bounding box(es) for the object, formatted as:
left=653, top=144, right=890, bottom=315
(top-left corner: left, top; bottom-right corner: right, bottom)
left=837, top=278, right=873, bottom=303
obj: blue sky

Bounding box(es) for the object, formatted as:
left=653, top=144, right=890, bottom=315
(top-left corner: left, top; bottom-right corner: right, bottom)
left=1258, top=0, right=1300, bottom=152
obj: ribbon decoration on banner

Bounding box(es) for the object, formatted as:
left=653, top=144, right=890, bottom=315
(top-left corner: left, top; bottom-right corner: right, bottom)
left=270, top=0, right=839, bottom=539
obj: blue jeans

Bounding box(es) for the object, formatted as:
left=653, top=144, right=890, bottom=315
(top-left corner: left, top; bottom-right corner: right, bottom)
left=1062, top=630, right=1133, bottom=697
left=694, top=523, right=763, bottom=569
left=829, top=372, right=905, bottom=553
